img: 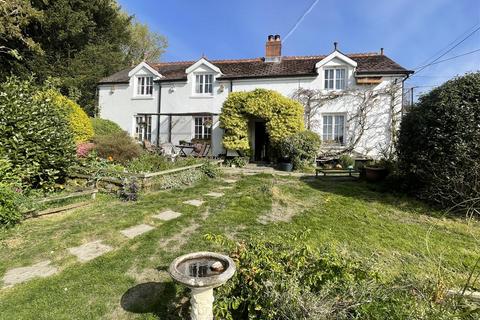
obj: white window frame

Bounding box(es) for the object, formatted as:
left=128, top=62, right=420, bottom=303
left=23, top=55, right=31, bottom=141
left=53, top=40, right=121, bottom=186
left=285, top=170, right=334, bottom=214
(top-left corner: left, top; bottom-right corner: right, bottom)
left=136, top=76, right=153, bottom=96
left=324, top=68, right=346, bottom=90
left=194, top=73, right=213, bottom=95
left=193, top=116, right=212, bottom=140
left=135, top=115, right=152, bottom=142
left=322, top=113, right=346, bottom=145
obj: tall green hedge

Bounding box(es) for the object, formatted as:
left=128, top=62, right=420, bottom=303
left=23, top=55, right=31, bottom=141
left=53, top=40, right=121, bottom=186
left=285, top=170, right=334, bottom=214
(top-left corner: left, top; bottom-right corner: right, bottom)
left=0, top=78, right=76, bottom=189
left=220, top=89, right=304, bottom=152
left=397, top=72, right=480, bottom=210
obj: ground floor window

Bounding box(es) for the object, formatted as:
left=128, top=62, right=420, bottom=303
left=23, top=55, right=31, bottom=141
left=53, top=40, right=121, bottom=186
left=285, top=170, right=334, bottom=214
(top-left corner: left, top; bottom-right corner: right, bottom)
left=322, top=114, right=345, bottom=144
left=135, top=115, right=152, bottom=142
left=194, top=116, right=212, bottom=140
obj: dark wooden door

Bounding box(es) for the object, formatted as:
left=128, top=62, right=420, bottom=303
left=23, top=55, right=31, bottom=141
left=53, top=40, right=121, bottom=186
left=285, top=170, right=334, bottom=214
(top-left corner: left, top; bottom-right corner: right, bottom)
left=254, top=122, right=269, bottom=162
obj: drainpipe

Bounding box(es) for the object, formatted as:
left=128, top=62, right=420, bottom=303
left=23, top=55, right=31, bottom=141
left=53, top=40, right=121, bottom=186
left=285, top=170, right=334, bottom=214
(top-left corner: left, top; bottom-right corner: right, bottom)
left=229, top=80, right=233, bottom=93
left=156, top=81, right=162, bottom=147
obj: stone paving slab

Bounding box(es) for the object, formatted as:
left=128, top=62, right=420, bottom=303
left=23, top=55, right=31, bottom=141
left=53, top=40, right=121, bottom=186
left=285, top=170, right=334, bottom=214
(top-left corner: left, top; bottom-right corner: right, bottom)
left=152, top=210, right=182, bottom=221
left=2, top=260, right=58, bottom=287
left=120, top=224, right=155, bottom=239
left=68, top=240, right=113, bottom=262
left=205, top=192, right=224, bottom=198
left=218, top=186, right=233, bottom=190
left=223, top=179, right=237, bottom=184
left=183, top=199, right=204, bottom=207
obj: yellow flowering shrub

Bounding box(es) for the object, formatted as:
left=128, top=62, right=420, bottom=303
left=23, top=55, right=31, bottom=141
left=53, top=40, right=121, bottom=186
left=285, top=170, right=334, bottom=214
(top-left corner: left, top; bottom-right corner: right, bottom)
left=42, top=89, right=94, bottom=143
left=220, top=89, right=304, bottom=152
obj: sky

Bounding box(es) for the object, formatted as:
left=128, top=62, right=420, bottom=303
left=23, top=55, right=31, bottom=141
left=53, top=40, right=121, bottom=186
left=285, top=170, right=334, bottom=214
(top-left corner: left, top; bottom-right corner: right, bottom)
left=118, top=0, right=480, bottom=98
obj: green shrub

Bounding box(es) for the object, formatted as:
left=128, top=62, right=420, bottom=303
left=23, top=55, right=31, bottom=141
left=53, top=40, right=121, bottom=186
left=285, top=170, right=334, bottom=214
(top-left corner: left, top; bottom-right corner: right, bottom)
left=91, top=118, right=123, bottom=136
left=220, top=89, right=304, bottom=152
left=225, top=156, right=249, bottom=168
left=339, top=154, right=354, bottom=169
left=92, top=131, right=142, bottom=164
left=203, top=232, right=372, bottom=320
left=397, top=72, right=480, bottom=211
left=196, top=232, right=468, bottom=320
left=40, top=89, right=94, bottom=143
left=0, top=78, right=76, bottom=189
left=0, top=183, right=25, bottom=227
left=275, top=130, right=321, bottom=170
left=201, top=161, right=221, bottom=178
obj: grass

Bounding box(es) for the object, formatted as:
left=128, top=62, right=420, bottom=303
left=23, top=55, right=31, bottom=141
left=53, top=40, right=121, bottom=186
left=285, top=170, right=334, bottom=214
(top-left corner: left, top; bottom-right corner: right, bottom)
left=0, top=173, right=479, bottom=319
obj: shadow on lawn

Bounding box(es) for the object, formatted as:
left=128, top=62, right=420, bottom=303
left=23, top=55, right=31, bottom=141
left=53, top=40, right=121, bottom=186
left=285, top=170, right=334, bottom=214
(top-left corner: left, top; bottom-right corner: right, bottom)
left=299, top=175, right=440, bottom=217
left=121, top=281, right=177, bottom=316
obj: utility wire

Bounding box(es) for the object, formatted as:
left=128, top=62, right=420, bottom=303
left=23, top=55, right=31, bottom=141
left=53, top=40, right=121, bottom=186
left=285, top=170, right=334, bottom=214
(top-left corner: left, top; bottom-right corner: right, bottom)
left=283, top=0, right=320, bottom=42
left=415, top=23, right=480, bottom=67
left=414, top=48, right=480, bottom=71
left=412, top=25, right=480, bottom=76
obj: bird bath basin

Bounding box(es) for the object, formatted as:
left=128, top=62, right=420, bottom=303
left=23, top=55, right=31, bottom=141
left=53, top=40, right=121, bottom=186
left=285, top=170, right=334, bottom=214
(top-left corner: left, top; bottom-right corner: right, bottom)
left=169, top=252, right=236, bottom=320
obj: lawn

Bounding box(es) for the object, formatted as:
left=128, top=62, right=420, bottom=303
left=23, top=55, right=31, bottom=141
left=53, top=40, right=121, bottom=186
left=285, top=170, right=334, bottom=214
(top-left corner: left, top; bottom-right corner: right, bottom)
left=0, top=173, right=478, bottom=319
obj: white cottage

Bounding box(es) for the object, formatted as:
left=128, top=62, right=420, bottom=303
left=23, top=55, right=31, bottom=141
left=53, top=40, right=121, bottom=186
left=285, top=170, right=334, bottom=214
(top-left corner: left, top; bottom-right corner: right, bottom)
left=97, top=35, right=412, bottom=160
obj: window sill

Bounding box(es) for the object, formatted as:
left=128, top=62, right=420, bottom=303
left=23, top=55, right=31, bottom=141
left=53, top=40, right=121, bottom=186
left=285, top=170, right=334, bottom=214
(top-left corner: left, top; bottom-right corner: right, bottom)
left=190, top=95, right=214, bottom=99
left=131, top=96, right=154, bottom=100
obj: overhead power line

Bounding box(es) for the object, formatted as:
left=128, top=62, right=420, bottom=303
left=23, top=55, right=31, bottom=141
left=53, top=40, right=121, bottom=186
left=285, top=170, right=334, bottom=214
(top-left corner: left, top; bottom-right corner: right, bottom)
left=415, top=23, right=480, bottom=68
left=412, top=24, right=480, bottom=76
left=414, top=48, right=480, bottom=71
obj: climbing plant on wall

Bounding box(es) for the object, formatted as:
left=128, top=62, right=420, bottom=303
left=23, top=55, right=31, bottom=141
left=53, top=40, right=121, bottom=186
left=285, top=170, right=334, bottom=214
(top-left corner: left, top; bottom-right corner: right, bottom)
left=220, top=89, right=304, bottom=153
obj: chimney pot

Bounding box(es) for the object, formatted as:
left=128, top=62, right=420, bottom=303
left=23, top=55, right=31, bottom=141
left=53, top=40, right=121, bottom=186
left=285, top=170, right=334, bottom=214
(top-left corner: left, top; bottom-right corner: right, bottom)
left=380, top=48, right=384, bottom=55
left=274, top=34, right=281, bottom=41
left=268, top=35, right=274, bottom=41
left=334, top=42, right=338, bottom=51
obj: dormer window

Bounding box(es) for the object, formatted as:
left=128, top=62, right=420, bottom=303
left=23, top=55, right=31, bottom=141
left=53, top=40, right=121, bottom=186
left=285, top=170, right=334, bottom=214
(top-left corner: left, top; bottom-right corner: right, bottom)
left=137, top=76, right=153, bottom=96
left=324, top=68, right=346, bottom=90
left=195, top=74, right=213, bottom=94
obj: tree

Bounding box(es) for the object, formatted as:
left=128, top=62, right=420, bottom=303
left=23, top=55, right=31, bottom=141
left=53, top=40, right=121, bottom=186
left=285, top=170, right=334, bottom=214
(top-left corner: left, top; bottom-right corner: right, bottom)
left=124, top=19, right=168, bottom=65
left=0, top=0, right=168, bottom=116
left=397, top=72, right=480, bottom=213
left=0, top=0, right=43, bottom=58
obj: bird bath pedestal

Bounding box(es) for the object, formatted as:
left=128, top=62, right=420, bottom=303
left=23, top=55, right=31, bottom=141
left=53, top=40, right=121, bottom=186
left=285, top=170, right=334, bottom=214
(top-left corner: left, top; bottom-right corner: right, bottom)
left=168, top=252, right=236, bottom=320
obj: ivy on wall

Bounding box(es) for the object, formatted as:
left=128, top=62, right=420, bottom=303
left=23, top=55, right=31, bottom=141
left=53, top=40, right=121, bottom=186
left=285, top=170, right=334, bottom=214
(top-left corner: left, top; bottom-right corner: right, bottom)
left=220, top=89, right=304, bottom=152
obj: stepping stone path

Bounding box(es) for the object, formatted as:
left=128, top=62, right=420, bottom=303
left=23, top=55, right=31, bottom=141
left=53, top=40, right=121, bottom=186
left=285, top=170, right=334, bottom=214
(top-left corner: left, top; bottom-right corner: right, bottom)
left=152, top=210, right=182, bottom=221
left=223, top=179, right=237, bottom=184
left=2, top=260, right=58, bottom=287
left=120, top=224, right=155, bottom=239
left=205, top=192, right=224, bottom=198
left=68, top=240, right=113, bottom=262
left=183, top=199, right=204, bottom=207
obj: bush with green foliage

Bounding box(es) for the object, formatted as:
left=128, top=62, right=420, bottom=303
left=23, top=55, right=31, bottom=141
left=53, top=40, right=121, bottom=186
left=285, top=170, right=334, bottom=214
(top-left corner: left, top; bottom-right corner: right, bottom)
left=0, top=183, right=24, bottom=227
left=225, top=156, right=249, bottom=168
left=220, top=89, right=304, bottom=153
left=197, top=232, right=469, bottom=320
left=92, top=131, right=142, bottom=164
left=275, top=130, right=321, bottom=170
left=339, top=154, right=355, bottom=169
left=91, top=118, right=123, bottom=136
left=200, top=161, right=221, bottom=178
left=397, top=72, right=480, bottom=211
left=0, top=78, right=76, bottom=189
left=40, top=89, right=94, bottom=143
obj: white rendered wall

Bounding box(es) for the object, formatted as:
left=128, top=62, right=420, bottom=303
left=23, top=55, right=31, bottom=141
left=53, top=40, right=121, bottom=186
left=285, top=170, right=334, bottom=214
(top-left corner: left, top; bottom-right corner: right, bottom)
left=98, top=60, right=405, bottom=158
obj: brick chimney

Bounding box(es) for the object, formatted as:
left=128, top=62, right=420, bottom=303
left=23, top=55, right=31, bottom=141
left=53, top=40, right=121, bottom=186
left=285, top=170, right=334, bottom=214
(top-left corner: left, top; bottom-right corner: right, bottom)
left=265, top=34, right=281, bottom=62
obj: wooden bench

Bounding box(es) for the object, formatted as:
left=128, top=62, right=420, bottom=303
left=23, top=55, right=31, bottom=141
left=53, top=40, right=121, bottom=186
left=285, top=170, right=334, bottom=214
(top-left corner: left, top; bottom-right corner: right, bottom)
left=315, top=168, right=357, bottom=177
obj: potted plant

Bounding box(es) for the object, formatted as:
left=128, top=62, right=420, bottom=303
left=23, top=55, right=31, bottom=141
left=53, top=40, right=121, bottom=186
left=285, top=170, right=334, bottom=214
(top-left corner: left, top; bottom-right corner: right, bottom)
left=278, top=156, right=293, bottom=172
left=364, top=160, right=388, bottom=182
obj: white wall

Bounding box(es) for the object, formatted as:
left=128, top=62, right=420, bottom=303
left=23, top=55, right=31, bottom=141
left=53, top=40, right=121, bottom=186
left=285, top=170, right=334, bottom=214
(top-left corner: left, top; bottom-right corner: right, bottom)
left=98, top=59, right=405, bottom=158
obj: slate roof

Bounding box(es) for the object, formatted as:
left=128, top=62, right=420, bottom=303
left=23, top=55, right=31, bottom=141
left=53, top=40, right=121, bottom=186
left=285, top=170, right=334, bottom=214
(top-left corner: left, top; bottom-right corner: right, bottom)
left=98, top=53, right=412, bottom=84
